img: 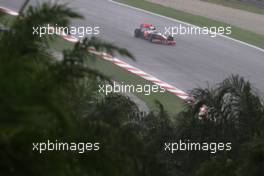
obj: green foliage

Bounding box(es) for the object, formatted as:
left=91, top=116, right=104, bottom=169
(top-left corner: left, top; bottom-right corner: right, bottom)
left=0, top=2, right=139, bottom=176
left=171, top=75, right=264, bottom=176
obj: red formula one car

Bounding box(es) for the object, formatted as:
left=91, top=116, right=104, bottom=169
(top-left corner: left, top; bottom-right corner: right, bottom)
left=134, top=24, right=176, bottom=45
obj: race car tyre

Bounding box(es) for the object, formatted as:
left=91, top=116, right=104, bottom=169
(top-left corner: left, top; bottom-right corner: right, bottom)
left=134, top=29, right=141, bottom=38
left=148, top=35, right=153, bottom=42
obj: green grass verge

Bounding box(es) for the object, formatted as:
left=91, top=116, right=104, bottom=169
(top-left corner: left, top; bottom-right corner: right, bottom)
left=201, top=0, right=264, bottom=15
left=0, top=14, right=15, bottom=25
left=90, top=56, right=185, bottom=115
left=115, top=0, right=264, bottom=49
left=51, top=38, right=185, bottom=115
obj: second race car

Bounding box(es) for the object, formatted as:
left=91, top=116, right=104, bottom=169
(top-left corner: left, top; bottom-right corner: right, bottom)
left=134, top=24, right=176, bottom=45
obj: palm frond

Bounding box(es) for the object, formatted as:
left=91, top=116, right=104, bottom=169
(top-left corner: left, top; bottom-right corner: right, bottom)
left=82, top=37, right=135, bottom=60
left=23, top=2, right=83, bottom=27
left=0, top=2, right=83, bottom=61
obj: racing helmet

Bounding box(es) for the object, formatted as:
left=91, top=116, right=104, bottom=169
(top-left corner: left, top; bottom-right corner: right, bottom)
left=150, top=26, right=156, bottom=30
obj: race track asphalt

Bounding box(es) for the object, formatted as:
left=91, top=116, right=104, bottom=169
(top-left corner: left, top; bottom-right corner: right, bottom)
left=1, top=0, right=264, bottom=93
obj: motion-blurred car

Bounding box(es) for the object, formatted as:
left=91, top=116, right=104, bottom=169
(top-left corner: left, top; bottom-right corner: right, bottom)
left=134, top=24, right=176, bottom=45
